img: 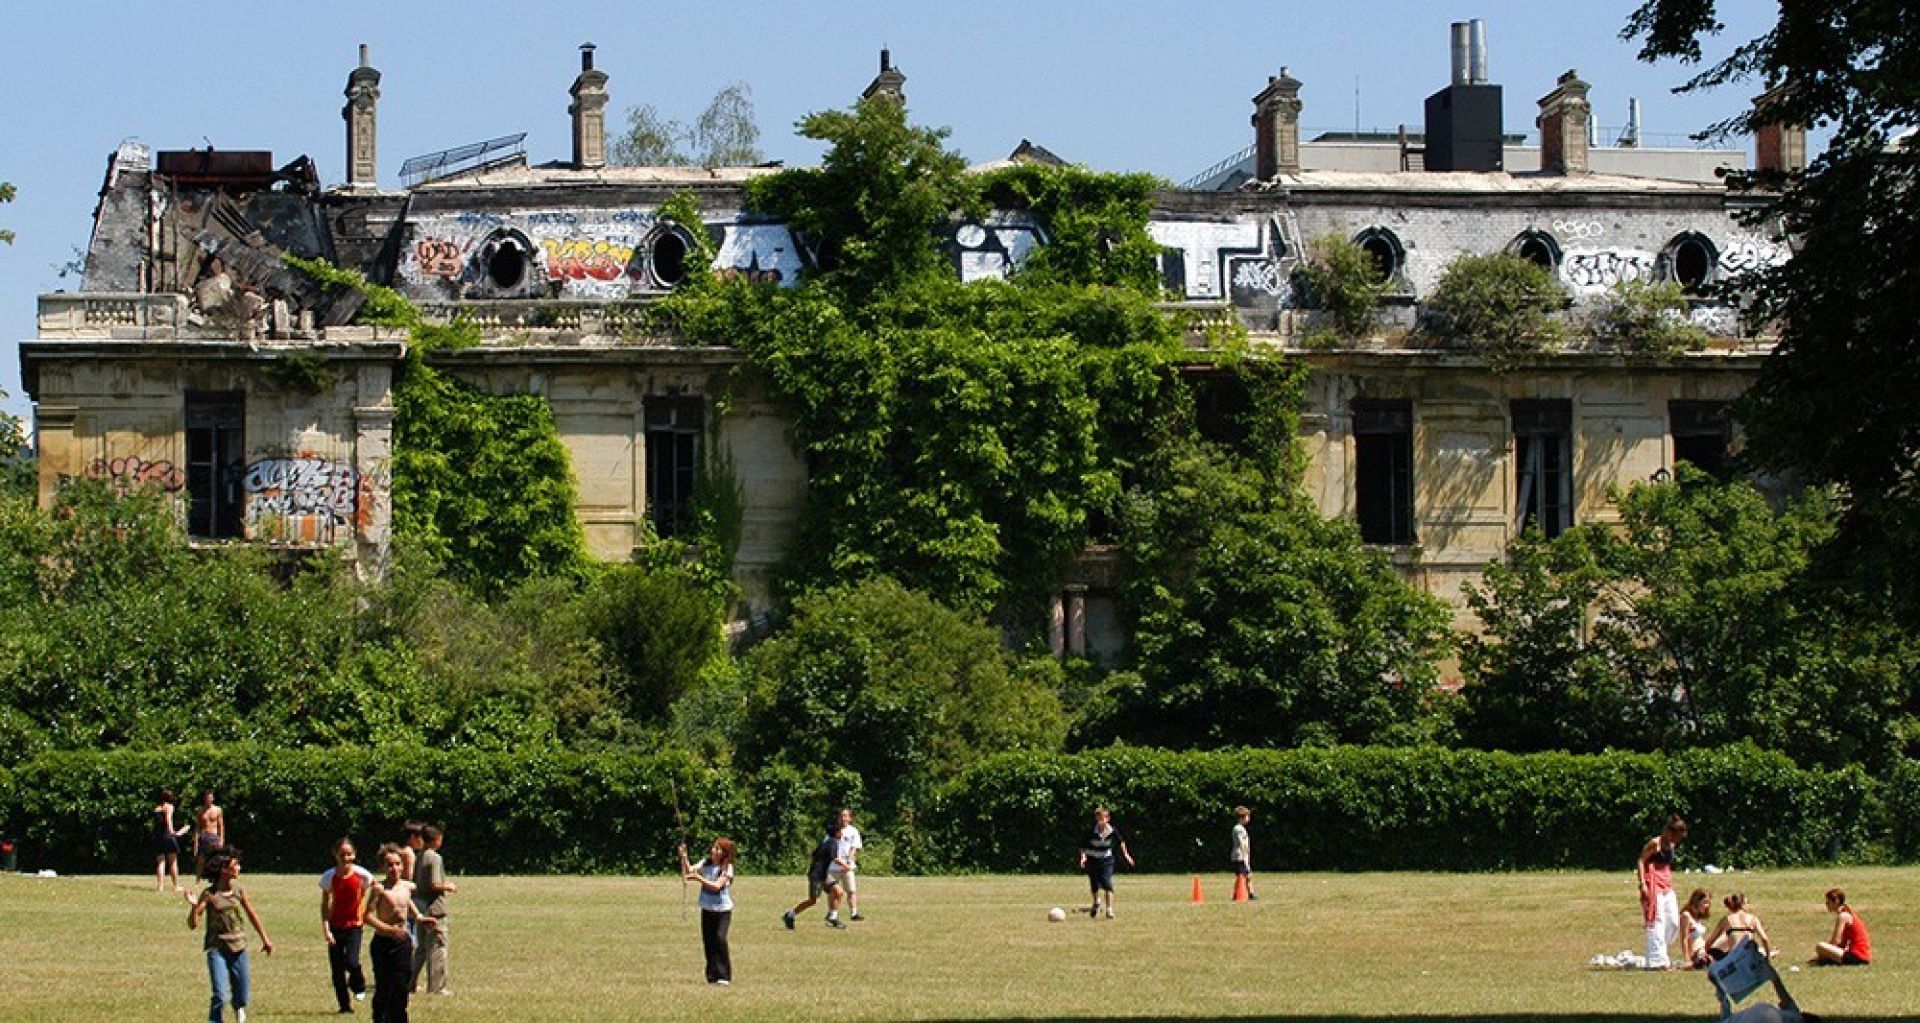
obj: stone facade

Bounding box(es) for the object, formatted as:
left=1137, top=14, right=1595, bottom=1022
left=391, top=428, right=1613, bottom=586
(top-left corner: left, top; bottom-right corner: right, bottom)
left=20, top=44, right=1789, bottom=651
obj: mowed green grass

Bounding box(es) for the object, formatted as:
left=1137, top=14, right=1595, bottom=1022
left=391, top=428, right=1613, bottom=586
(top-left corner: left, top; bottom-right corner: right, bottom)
left=0, top=867, right=1911, bottom=1021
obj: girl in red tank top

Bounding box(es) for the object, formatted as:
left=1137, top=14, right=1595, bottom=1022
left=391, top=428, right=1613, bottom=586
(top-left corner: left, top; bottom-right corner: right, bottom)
left=1815, top=888, right=1872, bottom=965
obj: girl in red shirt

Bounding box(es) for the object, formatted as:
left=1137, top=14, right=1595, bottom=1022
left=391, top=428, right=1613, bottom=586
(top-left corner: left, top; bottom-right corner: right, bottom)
left=1814, top=888, right=1872, bottom=965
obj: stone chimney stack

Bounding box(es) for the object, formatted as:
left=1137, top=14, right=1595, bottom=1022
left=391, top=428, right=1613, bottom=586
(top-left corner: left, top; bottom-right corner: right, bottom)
left=342, top=44, right=381, bottom=188
left=1752, top=82, right=1807, bottom=175
left=570, top=43, right=610, bottom=170
left=1536, top=69, right=1592, bottom=175
left=1252, top=69, right=1303, bottom=179
left=862, top=47, right=907, bottom=104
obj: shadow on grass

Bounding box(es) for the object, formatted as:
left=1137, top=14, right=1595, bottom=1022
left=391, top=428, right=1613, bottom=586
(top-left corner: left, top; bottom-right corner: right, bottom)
left=917, top=1016, right=1901, bottom=1023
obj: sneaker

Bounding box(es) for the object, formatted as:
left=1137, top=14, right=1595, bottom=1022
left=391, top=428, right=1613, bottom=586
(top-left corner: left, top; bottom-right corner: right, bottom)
left=849, top=912, right=863, bottom=921
left=355, top=991, right=367, bottom=1002
left=236, top=1011, right=247, bottom=1023
left=783, top=909, right=796, bottom=930
left=1104, top=907, right=1115, bottom=919
left=715, top=979, right=730, bottom=986
left=827, top=917, right=846, bottom=929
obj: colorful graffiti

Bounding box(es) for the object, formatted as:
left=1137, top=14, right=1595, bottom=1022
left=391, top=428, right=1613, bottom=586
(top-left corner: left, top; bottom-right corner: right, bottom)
left=414, top=239, right=465, bottom=279
left=83, top=455, right=185, bottom=493
left=541, top=237, right=637, bottom=283
left=242, top=455, right=358, bottom=544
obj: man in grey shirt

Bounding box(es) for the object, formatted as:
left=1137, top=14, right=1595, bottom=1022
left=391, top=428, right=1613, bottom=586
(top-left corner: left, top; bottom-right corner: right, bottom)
left=411, top=824, right=458, bottom=995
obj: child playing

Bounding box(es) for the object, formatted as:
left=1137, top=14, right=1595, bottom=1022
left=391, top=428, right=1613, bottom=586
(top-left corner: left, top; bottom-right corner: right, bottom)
left=784, top=820, right=846, bottom=930
left=320, top=837, right=373, bottom=1011
left=188, top=849, right=274, bottom=1023
left=362, top=842, right=433, bottom=1023
left=1078, top=807, right=1135, bottom=919
left=680, top=838, right=737, bottom=985
left=410, top=825, right=457, bottom=995
left=1229, top=806, right=1258, bottom=900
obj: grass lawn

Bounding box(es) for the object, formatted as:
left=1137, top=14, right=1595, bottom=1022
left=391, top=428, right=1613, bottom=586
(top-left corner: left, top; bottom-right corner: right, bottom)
left=0, top=867, right=1910, bottom=1021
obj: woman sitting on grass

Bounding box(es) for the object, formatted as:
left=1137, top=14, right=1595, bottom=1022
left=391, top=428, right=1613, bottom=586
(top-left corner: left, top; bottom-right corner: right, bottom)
left=1813, top=888, right=1872, bottom=966
left=1679, top=888, right=1714, bottom=969
left=1703, top=892, right=1774, bottom=962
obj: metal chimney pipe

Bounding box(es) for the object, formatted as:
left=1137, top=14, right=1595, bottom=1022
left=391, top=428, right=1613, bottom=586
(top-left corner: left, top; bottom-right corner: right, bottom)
left=1469, top=20, right=1488, bottom=84
left=1450, top=22, right=1471, bottom=87
left=1625, top=97, right=1642, bottom=147
left=358, top=43, right=369, bottom=69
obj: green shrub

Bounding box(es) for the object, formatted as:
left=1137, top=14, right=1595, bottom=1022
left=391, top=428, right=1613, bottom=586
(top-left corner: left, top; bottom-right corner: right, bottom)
left=1296, top=234, right=1387, bottom=340
left=922, top=745, right=1880, bottom=872
left=0, top=744, right=857, bottom=874
left=1423, top=251, right=1564, bottom=362
left=1586, top=279, right=1709, bottom=353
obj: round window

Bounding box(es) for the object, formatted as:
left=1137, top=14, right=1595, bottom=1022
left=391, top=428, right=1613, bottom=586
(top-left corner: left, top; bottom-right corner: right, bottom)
left=653, top=232, right=689, bottom=288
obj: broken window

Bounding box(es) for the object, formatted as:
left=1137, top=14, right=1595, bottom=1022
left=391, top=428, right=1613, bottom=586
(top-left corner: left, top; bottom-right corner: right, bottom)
left=1511, top=230, right=1561, bottom=271
left=1354, top=227, right=1404, bottom=286
left=645, top=397, right=703, bottom=537
left=1354, top=399, right=1415, bottom=545
left=185, top=391, right=245, bottom=539
left=651, top=229, right=690, bottom=288
left=1670, top=400, right=1734, bottom=479
left=1512, top=399, right=1573, bottom=538
left=1665, top=233, right=1716, bottom=295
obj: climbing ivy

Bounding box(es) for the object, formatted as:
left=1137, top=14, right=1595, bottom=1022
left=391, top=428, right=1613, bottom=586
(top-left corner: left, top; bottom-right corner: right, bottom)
left=287, top=257, right=589, bottom=592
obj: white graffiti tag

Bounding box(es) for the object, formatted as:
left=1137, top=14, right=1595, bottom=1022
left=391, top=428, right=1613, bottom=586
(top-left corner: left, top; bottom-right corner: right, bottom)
left=1231, top=259, right=1287, bottom=296
left=1717, top=239, right=1790, bottom=277
left=1551, top=219, right=1605, bottom=241
left=243, top=457, right=358, bottom=526
left=1560, top=247, right=1658, bottom=295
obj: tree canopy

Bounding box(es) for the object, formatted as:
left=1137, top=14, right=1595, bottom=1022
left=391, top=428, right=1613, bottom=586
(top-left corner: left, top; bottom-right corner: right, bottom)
left=610, top=83, right=763, bottom=167
left=1626, top=1, right=1920, bottom=622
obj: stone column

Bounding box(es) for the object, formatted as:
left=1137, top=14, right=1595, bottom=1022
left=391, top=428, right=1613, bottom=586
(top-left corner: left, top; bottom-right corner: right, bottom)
left=352, top=362, right=396, bottom=580
left=1048, top=593, right=1067, bottom=658
left=1252, top=70, right=1303, bottom=180
left=1536, top=70, right=1592, bottom=175
left=342, top=44, right=381, bottom=189
left=570, top=44, right=610, bottom=170
left=1065, top=585, right=1088, bottom=657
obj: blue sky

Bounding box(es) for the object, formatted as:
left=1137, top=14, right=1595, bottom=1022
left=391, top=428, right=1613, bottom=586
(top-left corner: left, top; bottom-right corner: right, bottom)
left=1, top=1, right=1779, bottom=422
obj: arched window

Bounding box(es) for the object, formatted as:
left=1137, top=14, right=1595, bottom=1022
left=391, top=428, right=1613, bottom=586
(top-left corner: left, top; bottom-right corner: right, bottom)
left=1663, top=233, right=1718, bottom=295
left=1353, top=227, right=1404, bottom=286
left=1510, top=230, right=1561, bottom=271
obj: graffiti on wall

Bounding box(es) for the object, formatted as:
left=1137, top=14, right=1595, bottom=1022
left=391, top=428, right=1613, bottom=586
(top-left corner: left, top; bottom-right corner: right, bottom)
left=241, top=454, right=359, bottom=544
left=1559, top=247, right=1658, bottom=295
left=944, top=215, right=1046, bottom=282
left=78, top=455, right=186, bottom=494
left=1148, top=216, right=1296, bottom=327
left=1717, top=238, right=1790, bottom=277
left=400, top=208, right=807, bottom=301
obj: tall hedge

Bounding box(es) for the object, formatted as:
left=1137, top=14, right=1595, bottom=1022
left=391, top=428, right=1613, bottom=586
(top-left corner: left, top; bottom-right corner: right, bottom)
left=921, top=745, right=1879, bottom=872
left=0, top=744, right=855, bottom=875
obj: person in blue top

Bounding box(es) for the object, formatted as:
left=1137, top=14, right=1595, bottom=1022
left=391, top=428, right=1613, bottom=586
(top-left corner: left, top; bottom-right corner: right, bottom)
left=680, top=837, right=737, bottom=985
left=1078, top=807, right=1135, bottom=919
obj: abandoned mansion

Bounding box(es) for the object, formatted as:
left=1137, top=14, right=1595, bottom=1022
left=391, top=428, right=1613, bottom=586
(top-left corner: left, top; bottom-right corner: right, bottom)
left=18, top=26, right=1799, bottom=657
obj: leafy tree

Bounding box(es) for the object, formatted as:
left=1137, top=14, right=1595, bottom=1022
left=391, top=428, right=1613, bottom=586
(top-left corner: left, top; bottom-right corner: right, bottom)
left=1461, top=469, right=1919, bottom=768
left=610, top=83, right=763, bottom=167
left=580, top=563, right=724, bottom=725
left=1296, top=233, right=1387, bottom=340
left=1423, top=251, right=1564, bottom=362
left=739, top=577, right=1065, bottom=812
left=1585, top=279, right=1708, bottom=353
left=0, top=387, right=30, bottom=501
left=1627, top=1, right=1920, bottom=624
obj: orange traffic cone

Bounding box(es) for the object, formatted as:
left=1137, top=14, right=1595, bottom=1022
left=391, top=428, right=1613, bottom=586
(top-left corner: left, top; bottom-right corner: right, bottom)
left=1232, top=873, right=1250, bottom=902
left=1190, top=875, right=1205, bottom=903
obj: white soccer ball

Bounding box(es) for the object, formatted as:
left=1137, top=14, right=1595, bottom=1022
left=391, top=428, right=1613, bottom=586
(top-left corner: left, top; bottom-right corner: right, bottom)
left=1047, top=907, right=1067, bottom=922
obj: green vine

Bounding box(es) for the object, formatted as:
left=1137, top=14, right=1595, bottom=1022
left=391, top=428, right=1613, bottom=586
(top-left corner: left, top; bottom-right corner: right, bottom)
left=287, top=256, right=588, bottom=593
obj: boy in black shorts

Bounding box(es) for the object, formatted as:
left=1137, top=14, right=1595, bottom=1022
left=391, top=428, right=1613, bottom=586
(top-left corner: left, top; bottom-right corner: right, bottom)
left=784, top=820, right=847, bottom=930
left=1078, top=807, right=1134, bottom=919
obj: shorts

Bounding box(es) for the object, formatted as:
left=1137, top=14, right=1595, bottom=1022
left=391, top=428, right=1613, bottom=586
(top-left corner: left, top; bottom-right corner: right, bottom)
left=839, top=869, right=857, bottom=894
left=1230, top=861, right=1251, bottom=876
left=197, top=833, right=223, bottom=855
left=1842, top=950, right=1869, bottom=966
left=807, top=874, right=840, bottom=899
left=826, top=869, right=850, bottom=891
left=154, top=833, right=180, bottom=856
left=1085, top=856, right=1115, bottom=893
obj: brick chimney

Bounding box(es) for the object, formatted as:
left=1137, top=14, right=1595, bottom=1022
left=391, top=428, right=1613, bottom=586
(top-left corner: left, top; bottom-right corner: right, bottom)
left=1752, top=82, right=1806, bottom=175
left=1252, top=69, right=1303, bottom=179
left=1536, top=69, right=1592, bottom=175
left=570, top=43, right=610, bottom=170
left=342, top=44, right=380, bottom=188
left=862, top=48, right=907, bottom=104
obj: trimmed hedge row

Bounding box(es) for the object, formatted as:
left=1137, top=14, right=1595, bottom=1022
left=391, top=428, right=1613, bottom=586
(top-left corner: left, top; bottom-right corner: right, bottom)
left=919, top=745, right=1883, bottom=872
left=0, top=744, right=857, bottom=875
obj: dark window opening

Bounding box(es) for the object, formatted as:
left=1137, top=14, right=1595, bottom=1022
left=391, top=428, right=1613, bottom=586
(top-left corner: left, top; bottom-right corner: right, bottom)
left=186, top=391, right=245, bottom=539
left=1669, top=235, right=1715, bottom=295
left=645, top=397, right=703, bottom=537
left=1356, top=228, right=1403, bottom=285
left=1670, top=400, right=1734, bottom=480
left=1513, top=399, right=1573, bottom=538
left=1354, top=399, right=1415, bottom=545
left=1514, top=232, right=1560, bottom=270
left=652, top=231, right=689, bottom=288
left=1192, top=372, right=1253, bottom=449
left=1158, top=246, right=1187, bottom=297
left=487, top=239, right=527, bottom=289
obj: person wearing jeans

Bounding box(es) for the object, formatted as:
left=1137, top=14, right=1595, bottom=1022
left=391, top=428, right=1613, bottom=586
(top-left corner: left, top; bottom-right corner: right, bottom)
left=188, top=850, right=273, bottom=1023
left=320, top=837, right=373, bottom=1011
